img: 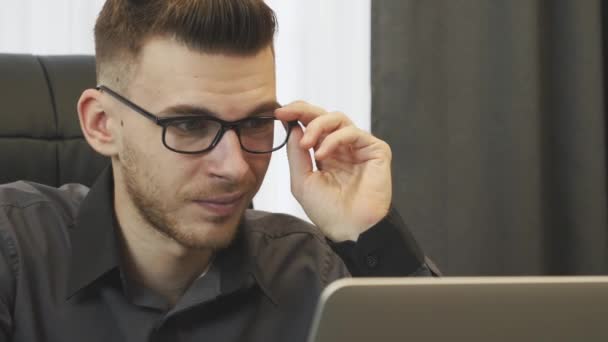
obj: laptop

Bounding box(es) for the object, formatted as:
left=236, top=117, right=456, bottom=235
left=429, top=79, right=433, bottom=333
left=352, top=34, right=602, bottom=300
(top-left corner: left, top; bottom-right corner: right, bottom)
left=306, top=276, right=608, bottom=342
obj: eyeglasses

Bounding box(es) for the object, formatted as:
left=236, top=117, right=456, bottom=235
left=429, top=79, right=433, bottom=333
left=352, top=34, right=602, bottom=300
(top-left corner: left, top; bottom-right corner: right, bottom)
left=97, top=85, right=296, bottom=154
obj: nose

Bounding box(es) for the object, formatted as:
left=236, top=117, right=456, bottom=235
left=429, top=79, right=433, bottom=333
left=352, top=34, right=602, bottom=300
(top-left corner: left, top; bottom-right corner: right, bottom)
left=205, top=128, right=249, bottom=181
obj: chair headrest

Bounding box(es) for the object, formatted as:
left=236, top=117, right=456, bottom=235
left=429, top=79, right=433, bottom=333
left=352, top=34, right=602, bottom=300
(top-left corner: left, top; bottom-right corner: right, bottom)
left=0, top=54, right=109, bottom=187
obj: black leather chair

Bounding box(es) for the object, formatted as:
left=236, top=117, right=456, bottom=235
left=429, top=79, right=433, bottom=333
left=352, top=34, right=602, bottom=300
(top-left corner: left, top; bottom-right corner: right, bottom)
left=0, top=54, right=109, bottom=187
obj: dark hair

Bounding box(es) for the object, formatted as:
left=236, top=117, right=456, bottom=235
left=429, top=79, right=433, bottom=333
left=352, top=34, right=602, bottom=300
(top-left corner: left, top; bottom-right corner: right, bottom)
left=94, top=0, right=277, bottom=88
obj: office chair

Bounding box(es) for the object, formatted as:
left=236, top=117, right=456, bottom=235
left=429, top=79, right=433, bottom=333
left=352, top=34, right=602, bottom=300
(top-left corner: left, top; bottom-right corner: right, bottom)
left=0, top=54, right=109, bottom=187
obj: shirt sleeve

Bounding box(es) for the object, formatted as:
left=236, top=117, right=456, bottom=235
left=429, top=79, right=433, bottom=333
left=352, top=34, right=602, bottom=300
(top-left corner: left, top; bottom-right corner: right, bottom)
left=328, top=206, right=440, bottom=277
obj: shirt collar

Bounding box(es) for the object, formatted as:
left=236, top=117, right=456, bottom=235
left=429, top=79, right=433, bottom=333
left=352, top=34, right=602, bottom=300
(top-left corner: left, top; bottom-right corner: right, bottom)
left=65, top=166, right=277, bottom=305
left=66, top=166, right=120, bottom=299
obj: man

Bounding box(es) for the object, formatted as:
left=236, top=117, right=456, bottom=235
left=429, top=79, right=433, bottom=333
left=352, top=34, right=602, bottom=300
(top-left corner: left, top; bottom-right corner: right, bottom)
left=0, top=0, right=435, bottom=341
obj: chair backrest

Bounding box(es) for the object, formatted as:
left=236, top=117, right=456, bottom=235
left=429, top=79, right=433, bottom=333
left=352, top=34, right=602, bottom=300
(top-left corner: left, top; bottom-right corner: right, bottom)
left=0, top=54, right=109, bottom=187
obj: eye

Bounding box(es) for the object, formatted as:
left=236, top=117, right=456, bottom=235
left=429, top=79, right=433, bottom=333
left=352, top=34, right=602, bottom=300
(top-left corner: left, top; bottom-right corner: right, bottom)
left=170, top=118, right=217, bottom=135
left=241, top=118, right=274, bottom=131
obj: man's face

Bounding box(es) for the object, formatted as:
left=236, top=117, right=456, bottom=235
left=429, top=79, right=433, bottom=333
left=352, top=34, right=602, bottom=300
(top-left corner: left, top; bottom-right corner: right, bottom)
left=111, top=38, right=276, bottom=250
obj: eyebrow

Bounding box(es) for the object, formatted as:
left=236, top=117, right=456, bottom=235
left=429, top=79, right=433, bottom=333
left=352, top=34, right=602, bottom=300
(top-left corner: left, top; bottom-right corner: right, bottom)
left=158, top=101, right=282, bottom=118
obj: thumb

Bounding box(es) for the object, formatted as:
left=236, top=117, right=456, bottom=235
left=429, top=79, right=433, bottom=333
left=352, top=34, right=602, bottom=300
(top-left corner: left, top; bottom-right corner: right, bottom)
left=286, top=122, right=312, bottom=197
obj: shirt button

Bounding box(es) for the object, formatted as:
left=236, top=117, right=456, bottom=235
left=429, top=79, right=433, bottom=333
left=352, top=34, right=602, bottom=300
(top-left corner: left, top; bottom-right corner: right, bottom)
left=366, top=254, right=379, bottom=268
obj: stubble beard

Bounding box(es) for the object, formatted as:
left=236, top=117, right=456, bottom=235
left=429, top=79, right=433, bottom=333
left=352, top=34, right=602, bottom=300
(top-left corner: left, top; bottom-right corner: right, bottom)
left=119, top=142, right=245, bottom=250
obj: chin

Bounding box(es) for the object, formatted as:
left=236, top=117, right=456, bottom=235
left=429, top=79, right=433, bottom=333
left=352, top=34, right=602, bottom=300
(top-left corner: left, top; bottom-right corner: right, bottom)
left=173, top=210, right=244, bottom=250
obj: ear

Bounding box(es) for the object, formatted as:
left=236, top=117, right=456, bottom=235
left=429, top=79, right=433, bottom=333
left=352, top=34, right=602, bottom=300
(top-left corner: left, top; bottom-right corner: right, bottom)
left=77, top=88, right=120, bottom=157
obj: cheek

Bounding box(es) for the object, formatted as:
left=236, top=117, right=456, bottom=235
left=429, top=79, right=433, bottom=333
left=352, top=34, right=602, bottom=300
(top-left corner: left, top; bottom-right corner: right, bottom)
left=247, top=154, right=271, bottom=185
left=119, top=119, right=165, bottom=159
left=124, top=134, right=183, bottom=191
left=156, top=154, right=198, bottom=191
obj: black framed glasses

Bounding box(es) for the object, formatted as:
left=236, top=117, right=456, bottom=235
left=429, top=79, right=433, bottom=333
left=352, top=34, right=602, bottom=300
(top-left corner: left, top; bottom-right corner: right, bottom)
left=97, top=85, right=296, bottom=154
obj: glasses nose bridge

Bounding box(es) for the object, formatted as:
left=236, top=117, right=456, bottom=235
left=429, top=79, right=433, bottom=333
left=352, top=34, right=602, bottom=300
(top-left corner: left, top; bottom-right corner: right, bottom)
left=223, top=121, right=241, bottom=131
left=214, top=121, right=243, bottom=147
left=220, top=121, right=243, bottom=136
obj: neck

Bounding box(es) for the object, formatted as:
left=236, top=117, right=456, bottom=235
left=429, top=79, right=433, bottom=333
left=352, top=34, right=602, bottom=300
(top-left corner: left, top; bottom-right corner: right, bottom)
left=113, top=183, right=213, bottom=307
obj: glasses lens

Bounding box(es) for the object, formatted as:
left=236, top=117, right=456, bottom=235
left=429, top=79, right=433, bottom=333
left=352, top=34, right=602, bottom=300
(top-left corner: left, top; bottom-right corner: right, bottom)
left=164, top=118, right=221, bottom=152
left=239, top=118, right=288, bottom=153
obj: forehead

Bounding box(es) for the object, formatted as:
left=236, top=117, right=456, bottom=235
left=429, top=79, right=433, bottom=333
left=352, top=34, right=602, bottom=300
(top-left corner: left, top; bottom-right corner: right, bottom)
left=127, top=38, right=276, bottom=119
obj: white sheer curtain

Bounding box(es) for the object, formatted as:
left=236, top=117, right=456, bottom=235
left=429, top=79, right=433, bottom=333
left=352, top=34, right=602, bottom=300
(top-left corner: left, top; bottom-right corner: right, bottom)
left=0, top=0, right=105, bottom=54
left=0, top=0, right=371, bottom=222
left=257, top=0, right=371, bottom=220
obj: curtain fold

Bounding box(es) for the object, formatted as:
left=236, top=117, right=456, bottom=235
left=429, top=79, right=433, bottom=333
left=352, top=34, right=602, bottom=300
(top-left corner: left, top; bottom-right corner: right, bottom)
left=372, top=0, right=608, bottom=275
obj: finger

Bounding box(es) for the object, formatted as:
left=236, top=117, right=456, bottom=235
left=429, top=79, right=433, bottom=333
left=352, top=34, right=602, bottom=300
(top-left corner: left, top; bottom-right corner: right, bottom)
left=315, top=126, right=388, bottom=162
left=274, top=100, right=327, bottom=126
left=301, top=112, right=353, bottom=149
left=286, top=122, right=313, bottom=196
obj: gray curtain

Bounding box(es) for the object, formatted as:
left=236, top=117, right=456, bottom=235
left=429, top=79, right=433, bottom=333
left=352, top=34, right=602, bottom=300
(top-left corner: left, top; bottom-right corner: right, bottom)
left=372, top=0, right=608, bottom=275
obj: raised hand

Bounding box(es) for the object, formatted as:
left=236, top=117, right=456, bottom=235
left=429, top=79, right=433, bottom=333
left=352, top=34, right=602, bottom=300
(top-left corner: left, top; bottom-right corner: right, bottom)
left=275, top=101, right=392, bottom=242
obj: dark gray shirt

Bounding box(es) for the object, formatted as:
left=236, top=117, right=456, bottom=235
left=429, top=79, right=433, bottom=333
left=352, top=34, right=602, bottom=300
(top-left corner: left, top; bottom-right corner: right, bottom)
left=0, top=167, right=430, bottom=342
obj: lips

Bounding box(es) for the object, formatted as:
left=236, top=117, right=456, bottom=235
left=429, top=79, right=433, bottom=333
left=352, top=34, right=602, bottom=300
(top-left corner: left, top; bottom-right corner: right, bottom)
left=193, top=193, right=245, bottom=216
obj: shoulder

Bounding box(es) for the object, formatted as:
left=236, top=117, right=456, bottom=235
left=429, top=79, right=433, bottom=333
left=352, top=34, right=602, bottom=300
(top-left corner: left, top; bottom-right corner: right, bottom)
left=0, top=180, right=90, bottom=242
left=243, top=209, right=325, bottom=241
left=0, top=181, right=89, bottom=215
left=242, top=209, right=334, bottom=260
left=0, top=181, right=90, bottom=308
left=242, top=209, right=348, bottom=290
left=0, top=181, right=90, bottom=273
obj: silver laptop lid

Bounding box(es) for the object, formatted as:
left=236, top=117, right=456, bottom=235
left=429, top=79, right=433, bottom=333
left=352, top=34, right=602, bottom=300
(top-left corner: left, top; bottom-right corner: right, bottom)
left=307, top=277, right=608, bottom=342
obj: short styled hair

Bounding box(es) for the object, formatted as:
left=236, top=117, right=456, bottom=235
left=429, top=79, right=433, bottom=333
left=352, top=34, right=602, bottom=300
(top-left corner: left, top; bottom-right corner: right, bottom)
left=94, top=0, right=277, bottom=89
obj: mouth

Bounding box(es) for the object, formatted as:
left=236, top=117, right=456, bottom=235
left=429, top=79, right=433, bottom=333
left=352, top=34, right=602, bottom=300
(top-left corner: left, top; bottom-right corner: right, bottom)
left=192, top=193, right=245, bottom=216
